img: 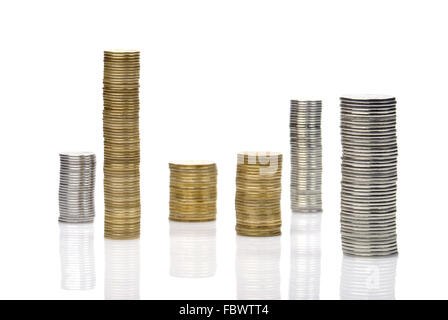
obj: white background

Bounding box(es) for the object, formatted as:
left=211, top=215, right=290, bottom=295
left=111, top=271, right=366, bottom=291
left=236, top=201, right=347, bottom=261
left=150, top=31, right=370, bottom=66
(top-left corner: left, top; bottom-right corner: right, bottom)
left=0, top=0, right=447, bottom=300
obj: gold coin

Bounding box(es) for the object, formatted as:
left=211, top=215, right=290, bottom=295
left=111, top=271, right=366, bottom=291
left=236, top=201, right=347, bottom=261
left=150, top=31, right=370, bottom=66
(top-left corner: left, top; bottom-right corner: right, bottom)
left=235, top=152, right=282, bottom=236
left=168, top=161, right=217, bottom=222
left=103, top=50, right=141, bottom=239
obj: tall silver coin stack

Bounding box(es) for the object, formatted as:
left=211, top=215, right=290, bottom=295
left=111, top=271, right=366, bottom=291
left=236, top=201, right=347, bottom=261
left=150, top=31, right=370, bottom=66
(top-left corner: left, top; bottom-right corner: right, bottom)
left=290, top=100, right=323, bottom=213
left=340, top=94, right=398, bottom=256
left=58, top=152, right=96, bottom=223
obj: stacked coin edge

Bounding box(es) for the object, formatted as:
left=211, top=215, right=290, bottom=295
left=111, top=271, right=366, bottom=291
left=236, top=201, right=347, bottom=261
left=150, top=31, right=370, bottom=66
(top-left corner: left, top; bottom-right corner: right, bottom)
left=290, top=100, right=323, bottom=213
left=340, top=94, right=398, bottom=257
left=103, top=50, right=141, bottom=240
left=235, top=152, right=283, bottom=237
left=169, top=161, right=218, bottom=222
left=58, top=152, right=96, bottom=223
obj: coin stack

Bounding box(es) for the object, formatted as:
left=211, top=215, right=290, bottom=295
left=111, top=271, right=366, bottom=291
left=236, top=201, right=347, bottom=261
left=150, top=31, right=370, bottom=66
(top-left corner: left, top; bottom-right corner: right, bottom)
left=58, top=152, right=96, bottom=223
left=103, top=50, right=141, bottom=240
left=235, top=152, right=283, bottom=236
left=290, top=100, right=323, bottom=213
left=340, top=94, right=398, bottom=256
left=169, top=161, right=217, bottom=222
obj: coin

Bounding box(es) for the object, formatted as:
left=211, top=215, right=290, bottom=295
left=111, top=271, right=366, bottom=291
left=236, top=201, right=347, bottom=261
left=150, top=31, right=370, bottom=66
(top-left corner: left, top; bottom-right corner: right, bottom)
left=103, top=50, right=141, bottom=239
left=169, top=161, right=217, bottom=222
left=290, top=100, right=322, bottom=213
left=340, top=95, right=398, bottom=257
left=235, top=152, right=282, bottom=236
left=58, top=152, right=96, bottom=223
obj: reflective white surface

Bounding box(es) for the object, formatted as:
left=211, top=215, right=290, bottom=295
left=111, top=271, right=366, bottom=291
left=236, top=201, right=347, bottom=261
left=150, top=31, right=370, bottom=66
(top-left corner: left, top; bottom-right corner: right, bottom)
left=236, top=236, right=281, bottom=300
left=289, top=213, right=322, bottom=300
left=340, top=254, right=397, bottom=300
left=170, top=221, right=216, bottom=278
left=105, top=239, right=140, bottom=300
left=59, top=223, right=96, bottom=290
left=1, top=0, right=448, bottom=300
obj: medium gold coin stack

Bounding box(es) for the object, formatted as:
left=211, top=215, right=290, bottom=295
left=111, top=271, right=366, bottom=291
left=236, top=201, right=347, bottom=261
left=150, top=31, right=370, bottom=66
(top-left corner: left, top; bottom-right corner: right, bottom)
left=235, top=152, right=283, bottom=237
left=103, top=50, right=141, bottom=240
left=169, top=161, right=217, bottom=222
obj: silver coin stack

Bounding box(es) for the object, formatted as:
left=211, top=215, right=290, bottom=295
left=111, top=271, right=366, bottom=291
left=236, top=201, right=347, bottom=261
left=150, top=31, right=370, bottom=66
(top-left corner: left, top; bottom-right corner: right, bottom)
left=58, top=152, right=96, bottom=223
left=340, top=95, right=398, bottom=256
left=290, top=100, right=323, bottom=213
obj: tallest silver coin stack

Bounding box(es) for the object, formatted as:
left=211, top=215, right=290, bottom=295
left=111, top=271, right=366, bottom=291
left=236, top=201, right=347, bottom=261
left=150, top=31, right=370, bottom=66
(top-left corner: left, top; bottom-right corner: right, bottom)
left=340, top=95, right=398, bottom=256
left=290, top=100, right=323, bottom=213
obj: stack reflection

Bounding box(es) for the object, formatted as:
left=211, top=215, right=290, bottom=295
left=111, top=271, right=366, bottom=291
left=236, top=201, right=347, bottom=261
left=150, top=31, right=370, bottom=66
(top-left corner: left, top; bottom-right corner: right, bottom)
left=340, top=254, right=398, bottom=300
left=236, top=236, right=281, bottom=299
left=59, top=222, right=95, bottom=290
left=170, top=221, right=216, bottom=278
left=289, top=213, right=322, bottom=300
left=105, top=239, right=140, bottom=300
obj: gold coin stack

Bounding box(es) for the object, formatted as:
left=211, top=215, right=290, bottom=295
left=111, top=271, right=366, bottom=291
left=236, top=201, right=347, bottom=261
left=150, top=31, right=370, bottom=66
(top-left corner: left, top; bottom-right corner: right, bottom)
left=235, top=152, right=283, bottom=237
left=169, top=161, right=217, bottom=222
left=103, top=50, right=141, bottom=240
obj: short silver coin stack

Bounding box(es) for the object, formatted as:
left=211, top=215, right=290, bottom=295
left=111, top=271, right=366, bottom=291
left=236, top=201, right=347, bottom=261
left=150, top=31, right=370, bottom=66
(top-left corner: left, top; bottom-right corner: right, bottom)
left=290, top=100, right=323, bottom=213
left=58, top=152, right=96, bottom=223
left=340, top=95, right=398, bottom=256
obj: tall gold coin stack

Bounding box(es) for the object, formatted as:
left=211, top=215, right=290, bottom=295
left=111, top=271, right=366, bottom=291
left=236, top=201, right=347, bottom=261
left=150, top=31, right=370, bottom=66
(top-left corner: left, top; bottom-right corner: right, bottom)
left=103, top=50, right=141, bottom=240
left=169, top=161, right=217, bottom=222
left=235, top=152, right=283, bottom=237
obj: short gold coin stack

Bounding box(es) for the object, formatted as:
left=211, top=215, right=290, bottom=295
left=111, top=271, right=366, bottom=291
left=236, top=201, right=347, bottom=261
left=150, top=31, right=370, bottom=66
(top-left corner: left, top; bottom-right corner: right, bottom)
left=235, top=152, right=283, bottom=236
left=103, top=50, right=141, bottom=239
left=169, top=161, right=217, bottom=222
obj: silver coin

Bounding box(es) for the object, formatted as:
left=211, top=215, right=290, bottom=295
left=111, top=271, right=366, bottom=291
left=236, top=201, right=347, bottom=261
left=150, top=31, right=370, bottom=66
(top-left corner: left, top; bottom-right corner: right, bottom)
left=290, top=100, right=323, bottom=213
left=340, top=95, right=397, bottom=257
left=58, top=152, right=96, bottom=223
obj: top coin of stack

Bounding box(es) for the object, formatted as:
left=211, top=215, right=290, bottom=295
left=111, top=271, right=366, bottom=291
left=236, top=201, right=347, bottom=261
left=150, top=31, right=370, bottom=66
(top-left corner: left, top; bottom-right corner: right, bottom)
left=290, top=100, right=323, bottom=213
left=103, top=50, right=141, bottom=240
left=235, top=152, right=283, bottom=237
left=169, top=161, right=217, bottom=222
left=340, top=94, right=398, bottom=257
